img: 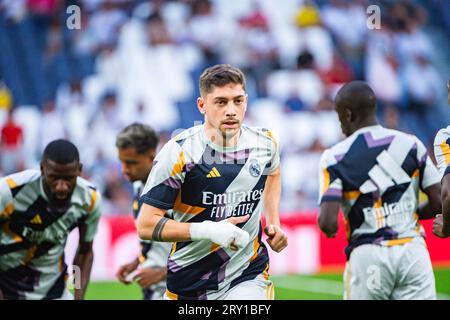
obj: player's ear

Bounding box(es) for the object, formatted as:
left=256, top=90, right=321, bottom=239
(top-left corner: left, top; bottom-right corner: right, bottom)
left=345, top=108, right=353, bottom=122
left=78, top=163, right=83, bottom=175
left=197, top=97, right=205, bottom=115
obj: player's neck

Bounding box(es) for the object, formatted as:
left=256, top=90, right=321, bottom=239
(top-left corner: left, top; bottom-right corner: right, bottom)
left=352, top=119, right=379, bottom=134
left=203, top=125, right=241, bottom=149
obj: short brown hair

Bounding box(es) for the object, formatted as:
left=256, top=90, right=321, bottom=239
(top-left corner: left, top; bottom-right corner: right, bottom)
left=199, top=64, right=246, bottom=96
left=116, top=123, right=159, bottom=154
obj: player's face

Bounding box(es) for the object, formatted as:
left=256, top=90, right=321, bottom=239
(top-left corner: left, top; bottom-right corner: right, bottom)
left=118, top=147, right=155, bottom=182
left=198, top=83, right=247, bottom=138
left=41, top=160, right=81, bottom=206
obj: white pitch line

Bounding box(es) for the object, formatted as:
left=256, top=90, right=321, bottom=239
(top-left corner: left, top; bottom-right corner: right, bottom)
left=273, top=276, right=450, bottom=300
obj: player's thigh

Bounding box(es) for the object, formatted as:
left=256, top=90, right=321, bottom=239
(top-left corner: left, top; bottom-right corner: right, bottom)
left=224, top=277, right=274, bottom=300
left=344, top=245, right=394, bottom=300
left=392, top=242, right=436, bottom=300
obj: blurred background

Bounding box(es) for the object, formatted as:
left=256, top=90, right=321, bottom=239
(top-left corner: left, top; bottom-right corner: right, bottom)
left=1, top=0, right=450, bottom=299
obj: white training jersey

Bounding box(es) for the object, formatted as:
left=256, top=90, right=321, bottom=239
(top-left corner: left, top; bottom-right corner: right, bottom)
left=0, top=170, right=101, bottom=299
left=140, top=124, right=280, bottom=300
left=318, top=125, right=440, bottom=259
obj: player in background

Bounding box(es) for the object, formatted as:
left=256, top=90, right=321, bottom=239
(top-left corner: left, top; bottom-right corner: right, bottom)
left=137, top=64, right=287, bottom=300
left=318, top=81, right=442, bottom=300
left=433, top=79, right=450, bottom=238
left=0, top=139, right=101, bottom=300
left=115, top=123, right=172, bottom=300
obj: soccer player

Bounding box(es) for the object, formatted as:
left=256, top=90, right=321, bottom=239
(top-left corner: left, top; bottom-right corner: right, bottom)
left=0, top=139, right=101, bottom=300
left=433, top=79, right=450, bottom=238
left=137, top=64, right=287, bottom=300
left=318, top=81, right=442, bottom=300
left=115, top=123, right=172, bottom=300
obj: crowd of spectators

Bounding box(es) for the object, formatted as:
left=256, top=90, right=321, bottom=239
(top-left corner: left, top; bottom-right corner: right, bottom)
left=0, top=0, right=448, bottom=213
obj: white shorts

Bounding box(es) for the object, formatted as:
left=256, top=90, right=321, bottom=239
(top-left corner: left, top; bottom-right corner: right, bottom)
left=163, top=275, right=274, bottom=300
left=222, top=275, right=274, bottom=300
left=344, top=238, right=436, bottom=300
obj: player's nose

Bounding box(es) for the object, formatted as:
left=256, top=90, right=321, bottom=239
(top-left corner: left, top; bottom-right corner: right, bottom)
left=225, top=100, right=238, bottom=114
left=55, top=180, right=69, bottom=193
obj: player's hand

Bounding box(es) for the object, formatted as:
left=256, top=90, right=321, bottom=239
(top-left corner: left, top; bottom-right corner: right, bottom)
left=264, top=224, right=288, bottom=253
left=190, top=215, right=250, bottom=251
left=433, top=214, right=449, bottom=238
left=226, top=215, right=251, bottom=251
left=116, top=259, right=140, bottom=284
left=134, top=267, right=166, bottom=289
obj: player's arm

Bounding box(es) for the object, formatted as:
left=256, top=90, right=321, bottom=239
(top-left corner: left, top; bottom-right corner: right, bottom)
left=73, top=190, right=102, bottom=300
left=72, top=233, right=94, bottom=300
left=137, top=203, right=249, bottom=250
left=417, top=183, right=441, bottom=220
left=441, top=174, right=450, bottom=235
left=433, top=132, right=450, bottom=237
left=317, top=150, right=343, bottom=238
left=262, top=166, right=288, bottom=252
left=318, top=201, right=340, bottom=238
left=0, top=178, right=14, bottom=301
left=434, top=173, right=450, bottom=238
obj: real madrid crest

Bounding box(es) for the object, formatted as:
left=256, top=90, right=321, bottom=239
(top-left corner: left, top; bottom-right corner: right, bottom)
left=249, top=159, right=261, bottom=177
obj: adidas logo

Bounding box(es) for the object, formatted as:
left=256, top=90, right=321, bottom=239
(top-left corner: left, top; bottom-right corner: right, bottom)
left=207, top=167, right=221, bottom=178
left=360, top=150, right=411, bottom=194
left=30, top=214, right=42, bottom=224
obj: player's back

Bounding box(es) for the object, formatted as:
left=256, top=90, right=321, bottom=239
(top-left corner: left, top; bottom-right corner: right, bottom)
left=319, top=125, right=440, bottom=258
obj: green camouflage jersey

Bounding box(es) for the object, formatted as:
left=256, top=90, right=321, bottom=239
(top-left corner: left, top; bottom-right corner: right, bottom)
left=0, top=170, right=101, bottom=299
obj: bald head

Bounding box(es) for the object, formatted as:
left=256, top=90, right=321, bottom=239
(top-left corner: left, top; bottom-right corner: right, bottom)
left=335, top=81, right=378, bottom=136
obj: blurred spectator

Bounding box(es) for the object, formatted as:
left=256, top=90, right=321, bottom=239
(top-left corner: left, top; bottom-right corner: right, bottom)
left=1, top=109, right=24, bottom=174
left=39, top=99, right=65, bottom=153
left=0, top=0, right=448, bottom=214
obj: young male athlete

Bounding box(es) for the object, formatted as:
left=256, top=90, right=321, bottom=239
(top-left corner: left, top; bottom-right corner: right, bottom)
left=137, top=64, right=287, bottom=300
left=0, top=139, right=101, bottom=299
left=115, top=123, right=172, bottom=300
left=433, top=80, right=450, bottom=238
left=318, top=81, right=442, bottom=300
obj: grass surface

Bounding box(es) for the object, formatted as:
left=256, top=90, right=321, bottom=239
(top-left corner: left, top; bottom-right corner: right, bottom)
left=84, top=267, right=450, bottom=300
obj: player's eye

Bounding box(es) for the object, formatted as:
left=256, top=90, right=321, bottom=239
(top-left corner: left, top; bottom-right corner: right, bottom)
left=235, top=99, right=243, bottom=105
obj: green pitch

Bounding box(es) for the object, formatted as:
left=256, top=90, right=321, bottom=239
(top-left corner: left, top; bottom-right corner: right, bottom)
left=84, top=267, right=450, bottom=300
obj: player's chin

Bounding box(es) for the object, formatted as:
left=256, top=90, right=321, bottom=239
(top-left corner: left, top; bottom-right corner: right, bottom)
left=220, top=126, right=240, bottom=136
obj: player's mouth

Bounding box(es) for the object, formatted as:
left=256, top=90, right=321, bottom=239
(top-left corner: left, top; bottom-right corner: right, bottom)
left=222, top=120, right=239, bottom=129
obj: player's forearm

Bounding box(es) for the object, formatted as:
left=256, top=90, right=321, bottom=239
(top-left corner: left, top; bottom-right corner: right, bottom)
left=263, top=170, right=281, bottom=226
left=442, top=178, right=450, bottom=235
left=73, top=249, right=93, bottom=300
left=137, top=205, right=191, bottom=242
left=418, top=184, right=442, bottom=220
left=318, top=202, right=340, bottom=237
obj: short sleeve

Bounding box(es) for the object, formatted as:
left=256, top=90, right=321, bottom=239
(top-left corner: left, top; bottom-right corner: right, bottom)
left=416, top=137, right=440, bottom=189
left=433, top=128, right=450, bottom=179
left=318, top=149, right=343, bottom=204
left=81, top=189, right=102, bottom=242
left=264, top=130, right=280, bottom=175
left=140, top=140, right=186, bottom=211
left=0, top=178, right=14, bottom=223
